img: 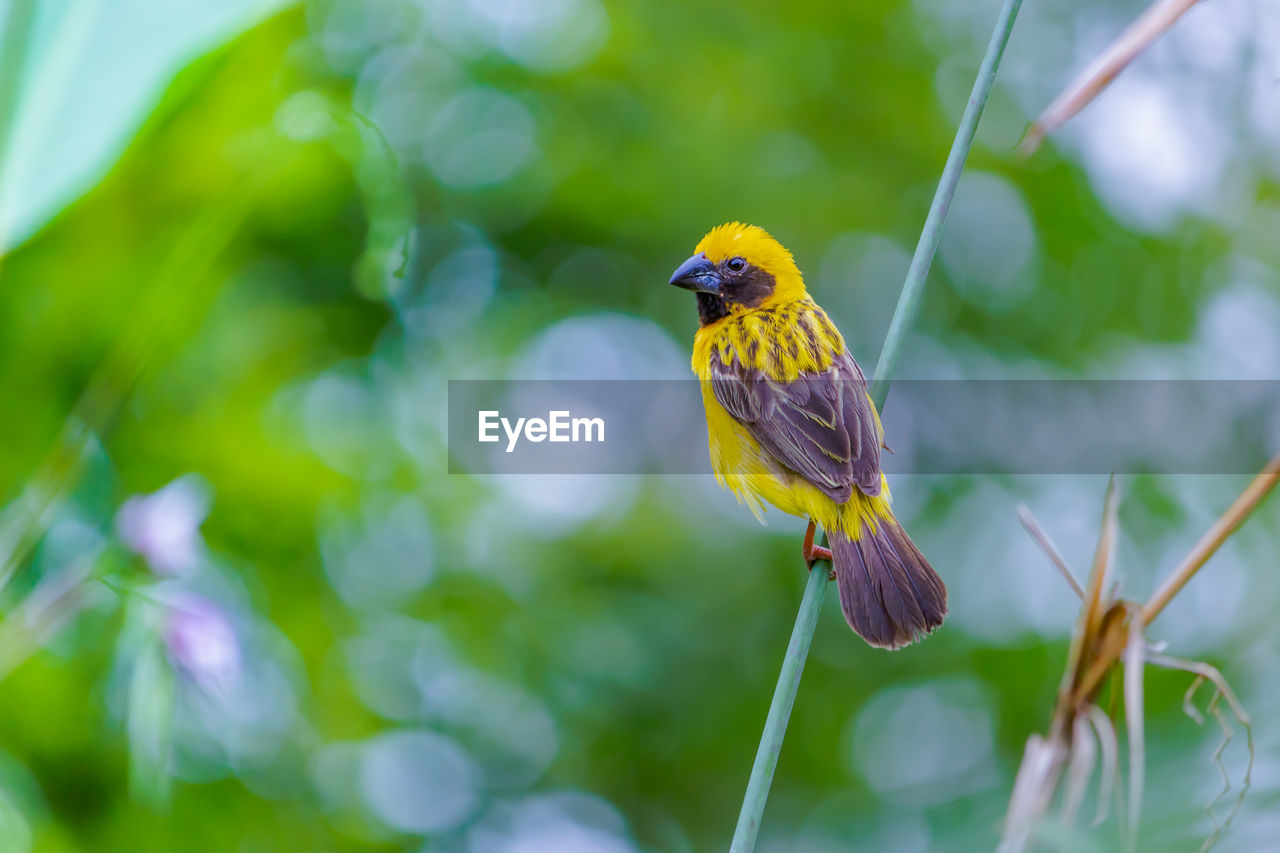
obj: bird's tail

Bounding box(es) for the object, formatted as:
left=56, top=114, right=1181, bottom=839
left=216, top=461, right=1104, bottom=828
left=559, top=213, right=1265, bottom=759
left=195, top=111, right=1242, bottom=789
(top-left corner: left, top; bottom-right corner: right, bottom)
left=829, top=515, right=947, bottom=649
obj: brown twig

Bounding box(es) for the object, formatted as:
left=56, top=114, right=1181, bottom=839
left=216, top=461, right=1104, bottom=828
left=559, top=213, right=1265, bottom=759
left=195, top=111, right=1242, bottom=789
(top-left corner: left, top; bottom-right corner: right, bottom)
left=1018, top=504, right=1085, bottom=599
left=1020, top=0, right=1203, bottom=154
left=1070, top=452, right=1280, bottom=704
left=1142, top=452, right=1280, bottom=625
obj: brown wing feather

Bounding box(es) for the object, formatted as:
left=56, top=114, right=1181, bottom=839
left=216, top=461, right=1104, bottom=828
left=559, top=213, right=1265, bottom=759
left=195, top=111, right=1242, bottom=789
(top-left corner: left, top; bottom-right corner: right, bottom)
left=709, top=349, right=882, bottom=503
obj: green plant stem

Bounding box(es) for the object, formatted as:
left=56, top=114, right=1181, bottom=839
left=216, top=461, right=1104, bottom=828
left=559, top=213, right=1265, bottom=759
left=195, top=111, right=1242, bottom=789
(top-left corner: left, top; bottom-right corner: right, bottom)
left=870, top=0, right=1024, bottom=409
left=730, top=0, right=1025, bottom=848
left=730, top=564, right=829, bottom=853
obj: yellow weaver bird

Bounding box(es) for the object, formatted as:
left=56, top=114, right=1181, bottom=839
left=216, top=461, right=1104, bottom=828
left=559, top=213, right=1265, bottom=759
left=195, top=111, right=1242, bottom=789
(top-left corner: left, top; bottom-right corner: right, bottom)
left=669, top=222, right=946, bottom=648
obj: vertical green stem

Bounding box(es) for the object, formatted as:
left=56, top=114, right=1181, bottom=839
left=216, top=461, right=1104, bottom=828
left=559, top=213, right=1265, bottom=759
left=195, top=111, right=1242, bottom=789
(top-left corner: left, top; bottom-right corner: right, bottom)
left=870, top=0, right=1025, bottom=409
left=731, top=0, right=1025, bottom=848
left=730, top=563, right=829, bottom=853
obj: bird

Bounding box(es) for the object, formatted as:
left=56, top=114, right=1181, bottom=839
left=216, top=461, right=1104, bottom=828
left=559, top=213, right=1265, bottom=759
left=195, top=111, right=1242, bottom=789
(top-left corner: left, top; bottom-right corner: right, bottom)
left=669, top=222, right=946, bottom=648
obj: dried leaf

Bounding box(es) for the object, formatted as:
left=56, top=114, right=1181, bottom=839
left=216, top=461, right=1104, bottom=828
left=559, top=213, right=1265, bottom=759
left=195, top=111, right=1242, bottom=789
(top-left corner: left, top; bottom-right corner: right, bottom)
left=1123, top=615, right=1146, bottom=851
left=1148, top=653, right=1254, bottom=851
left=1087, top=706, right=1119, bottom=826
left=1018, top=503, right=1084, bottom=598
left=1062, top=714, right=1097, bottom=824
left=1021, top=0, right=1203, bottom=153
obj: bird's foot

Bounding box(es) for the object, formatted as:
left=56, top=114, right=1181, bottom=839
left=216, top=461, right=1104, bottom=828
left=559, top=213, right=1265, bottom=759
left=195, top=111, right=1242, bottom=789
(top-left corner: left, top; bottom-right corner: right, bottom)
left=802, top=520, right=835, bottom=579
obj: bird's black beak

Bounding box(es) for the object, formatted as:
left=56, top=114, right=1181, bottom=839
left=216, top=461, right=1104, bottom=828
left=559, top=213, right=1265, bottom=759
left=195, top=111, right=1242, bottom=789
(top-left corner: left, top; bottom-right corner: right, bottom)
left=668, top=253, right=721, bottom=295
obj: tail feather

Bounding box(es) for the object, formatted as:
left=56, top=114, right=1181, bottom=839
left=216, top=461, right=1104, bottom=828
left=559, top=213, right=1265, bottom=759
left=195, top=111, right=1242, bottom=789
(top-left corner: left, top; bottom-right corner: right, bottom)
left=830, top=516, right=947, bottom=649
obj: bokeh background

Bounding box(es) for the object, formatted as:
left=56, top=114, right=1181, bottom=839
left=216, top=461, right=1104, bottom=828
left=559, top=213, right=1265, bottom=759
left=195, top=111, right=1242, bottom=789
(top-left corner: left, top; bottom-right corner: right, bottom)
left=0, top=0, right=1277, bottom=851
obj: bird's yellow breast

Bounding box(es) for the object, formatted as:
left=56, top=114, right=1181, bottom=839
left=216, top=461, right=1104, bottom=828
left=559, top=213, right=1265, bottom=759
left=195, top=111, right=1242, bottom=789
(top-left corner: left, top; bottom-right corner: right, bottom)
left=691, top=297, right=892, bottom=533
left=691, top=296, right=844, bottom=382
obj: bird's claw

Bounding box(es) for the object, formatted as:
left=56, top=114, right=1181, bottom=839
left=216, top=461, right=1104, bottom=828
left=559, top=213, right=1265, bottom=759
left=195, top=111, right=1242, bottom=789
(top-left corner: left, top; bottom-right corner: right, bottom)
left=802, top=520, right=834, bottom=573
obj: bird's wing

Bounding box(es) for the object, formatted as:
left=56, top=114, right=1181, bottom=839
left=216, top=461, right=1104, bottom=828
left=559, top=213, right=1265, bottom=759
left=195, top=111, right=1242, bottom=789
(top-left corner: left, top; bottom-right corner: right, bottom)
left=709, top=348, right=882, bottom=504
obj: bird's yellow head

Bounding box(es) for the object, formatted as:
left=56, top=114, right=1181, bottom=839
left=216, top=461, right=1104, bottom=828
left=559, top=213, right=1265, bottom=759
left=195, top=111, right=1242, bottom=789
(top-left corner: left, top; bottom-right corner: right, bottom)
left=669, top=222, right=807, bottom=325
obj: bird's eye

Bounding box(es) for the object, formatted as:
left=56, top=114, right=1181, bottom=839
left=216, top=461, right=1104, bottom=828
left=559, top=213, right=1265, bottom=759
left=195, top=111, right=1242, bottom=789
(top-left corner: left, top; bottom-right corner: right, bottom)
left=727, top=257, right=747, bottom=272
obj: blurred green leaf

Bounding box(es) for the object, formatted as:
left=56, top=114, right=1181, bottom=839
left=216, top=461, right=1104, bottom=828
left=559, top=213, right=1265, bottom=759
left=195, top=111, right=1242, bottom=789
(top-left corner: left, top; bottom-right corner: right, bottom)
left=0, top=0, right=294, bottom=252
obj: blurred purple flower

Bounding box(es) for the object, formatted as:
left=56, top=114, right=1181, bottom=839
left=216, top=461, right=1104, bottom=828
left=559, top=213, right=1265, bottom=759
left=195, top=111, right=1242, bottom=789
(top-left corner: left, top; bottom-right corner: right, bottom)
left=116, top=476, right=210, bottom=575
left=164, top=594, right=240, bottom=696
